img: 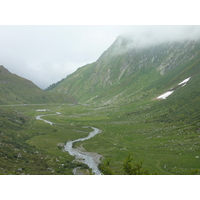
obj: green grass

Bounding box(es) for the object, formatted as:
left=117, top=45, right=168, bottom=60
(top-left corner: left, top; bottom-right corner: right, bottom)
left=14, top=98, right=198, bottom=175
left=0, top=65, right=76, bottom=105
left=1, top=69, right=200, bottom=175
left=0, top=105, right=91, bottom=175
left=1, top=97, right=200, bottom=175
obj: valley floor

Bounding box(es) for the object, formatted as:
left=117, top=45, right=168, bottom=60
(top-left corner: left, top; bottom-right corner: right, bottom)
left=0, top=102, right=200, bottom=175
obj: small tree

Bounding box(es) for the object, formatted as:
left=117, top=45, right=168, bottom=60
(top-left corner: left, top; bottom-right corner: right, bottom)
left=100, top=154, right=156, bottom=175
left=123, top=154, right=149, bottom=175
left=100, top=158, right=114, bottom=175
left=191, top=169, right=200, bottom=175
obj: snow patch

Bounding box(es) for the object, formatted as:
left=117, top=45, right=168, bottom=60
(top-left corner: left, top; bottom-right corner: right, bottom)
left=156, top=76, right=192, bottom=100
left=157, top=91, right=174, bottom=99
left=178, top=77, right=191, bottom=86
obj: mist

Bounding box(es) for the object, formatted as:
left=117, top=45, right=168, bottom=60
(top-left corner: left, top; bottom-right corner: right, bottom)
left=0, top=25, right=200, bottom=89
left=118, top=26, right=200, bottom=50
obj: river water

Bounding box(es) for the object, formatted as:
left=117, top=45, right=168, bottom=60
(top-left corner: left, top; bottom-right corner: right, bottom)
left=36, top=112, right=61, bottom=125
left=36, top=111, right=102, bottom=175
left=64, top=127, right=102, bottom=175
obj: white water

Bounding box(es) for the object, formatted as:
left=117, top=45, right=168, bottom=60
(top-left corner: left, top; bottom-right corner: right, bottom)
left=36, top=111, right=101, bottom=175
left=64, top=127, right=102, bottom=175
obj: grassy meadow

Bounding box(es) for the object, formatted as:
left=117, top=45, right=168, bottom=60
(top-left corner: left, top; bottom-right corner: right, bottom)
left=0, top=104, right=91, bottom=175
left=1, top=97, right=197, bottom=175
left=1, top=79, right=200, bottom=175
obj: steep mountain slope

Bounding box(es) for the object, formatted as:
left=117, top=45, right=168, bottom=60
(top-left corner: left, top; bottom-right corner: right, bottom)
left=0, top=65, right=75, bottom=105
left=50, top=36, right=200, bottom=105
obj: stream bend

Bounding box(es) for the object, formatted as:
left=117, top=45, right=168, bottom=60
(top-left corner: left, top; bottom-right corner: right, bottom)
left=36, top=111, right=102, bottom=175
left=64, top=127, right=102, bottom=175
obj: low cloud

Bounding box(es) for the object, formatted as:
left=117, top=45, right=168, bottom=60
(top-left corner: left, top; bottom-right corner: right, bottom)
left=29, top=61, right=89, bottom=89
left=110, top=26, right=200, bottom=55
left=0, top=25, right=200, bottom=89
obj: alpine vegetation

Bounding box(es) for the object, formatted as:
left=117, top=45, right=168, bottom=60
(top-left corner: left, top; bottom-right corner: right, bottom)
left=1, top=33, right=200, bottom=175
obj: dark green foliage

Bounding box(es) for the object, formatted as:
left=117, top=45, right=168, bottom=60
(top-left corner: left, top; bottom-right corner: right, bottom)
left=191, top=169, right=200, bottom=175
left=45, top=78, right=65, bottom=91
left=100, top=154, right=157, bottom=175
left=99, top=158, right=114, bottom=175
left=123, top=154, right=150, bottom=175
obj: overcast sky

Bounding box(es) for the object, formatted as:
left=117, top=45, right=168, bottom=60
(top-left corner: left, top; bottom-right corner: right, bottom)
left=0, top=25, right=200, bottom=89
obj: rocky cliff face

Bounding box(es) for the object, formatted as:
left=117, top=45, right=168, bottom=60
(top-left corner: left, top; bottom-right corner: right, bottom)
left=156, top=41, right=197, bottom=75
left=51, top=36, right=200, bottom=104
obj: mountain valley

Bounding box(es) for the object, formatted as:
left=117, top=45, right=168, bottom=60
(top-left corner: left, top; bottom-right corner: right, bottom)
left=1, top=35, right=200, bottom=175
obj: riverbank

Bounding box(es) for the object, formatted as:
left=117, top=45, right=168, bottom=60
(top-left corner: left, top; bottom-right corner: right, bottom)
left=74, top=145, right=102, bottom=174
left=36, top=111, right=102, bottom=175
left=64, top=127, right=102, bottom=175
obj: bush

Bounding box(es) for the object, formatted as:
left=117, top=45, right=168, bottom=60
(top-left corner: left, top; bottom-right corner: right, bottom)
left=100, top=154, right=157, bottom=175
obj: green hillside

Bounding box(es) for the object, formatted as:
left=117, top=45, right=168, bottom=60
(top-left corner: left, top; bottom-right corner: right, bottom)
left=0, top=65, right=75, bottom=105
left=50, top=37, right=200, bottom=106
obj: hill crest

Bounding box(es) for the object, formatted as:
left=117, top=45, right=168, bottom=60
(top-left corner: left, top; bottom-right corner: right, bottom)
left=0, top=65, right=75, bottom=104
left=49, top=36, right=200, bottom=105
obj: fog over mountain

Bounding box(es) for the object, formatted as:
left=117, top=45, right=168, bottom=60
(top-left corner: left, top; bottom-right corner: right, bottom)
left=0, top=25, right=200, bottom=89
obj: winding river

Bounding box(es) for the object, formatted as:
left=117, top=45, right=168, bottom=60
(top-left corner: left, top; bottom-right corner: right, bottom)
left=64, top=127, right=101, bottom=175
left=36, top=111, right=102, bottom=175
